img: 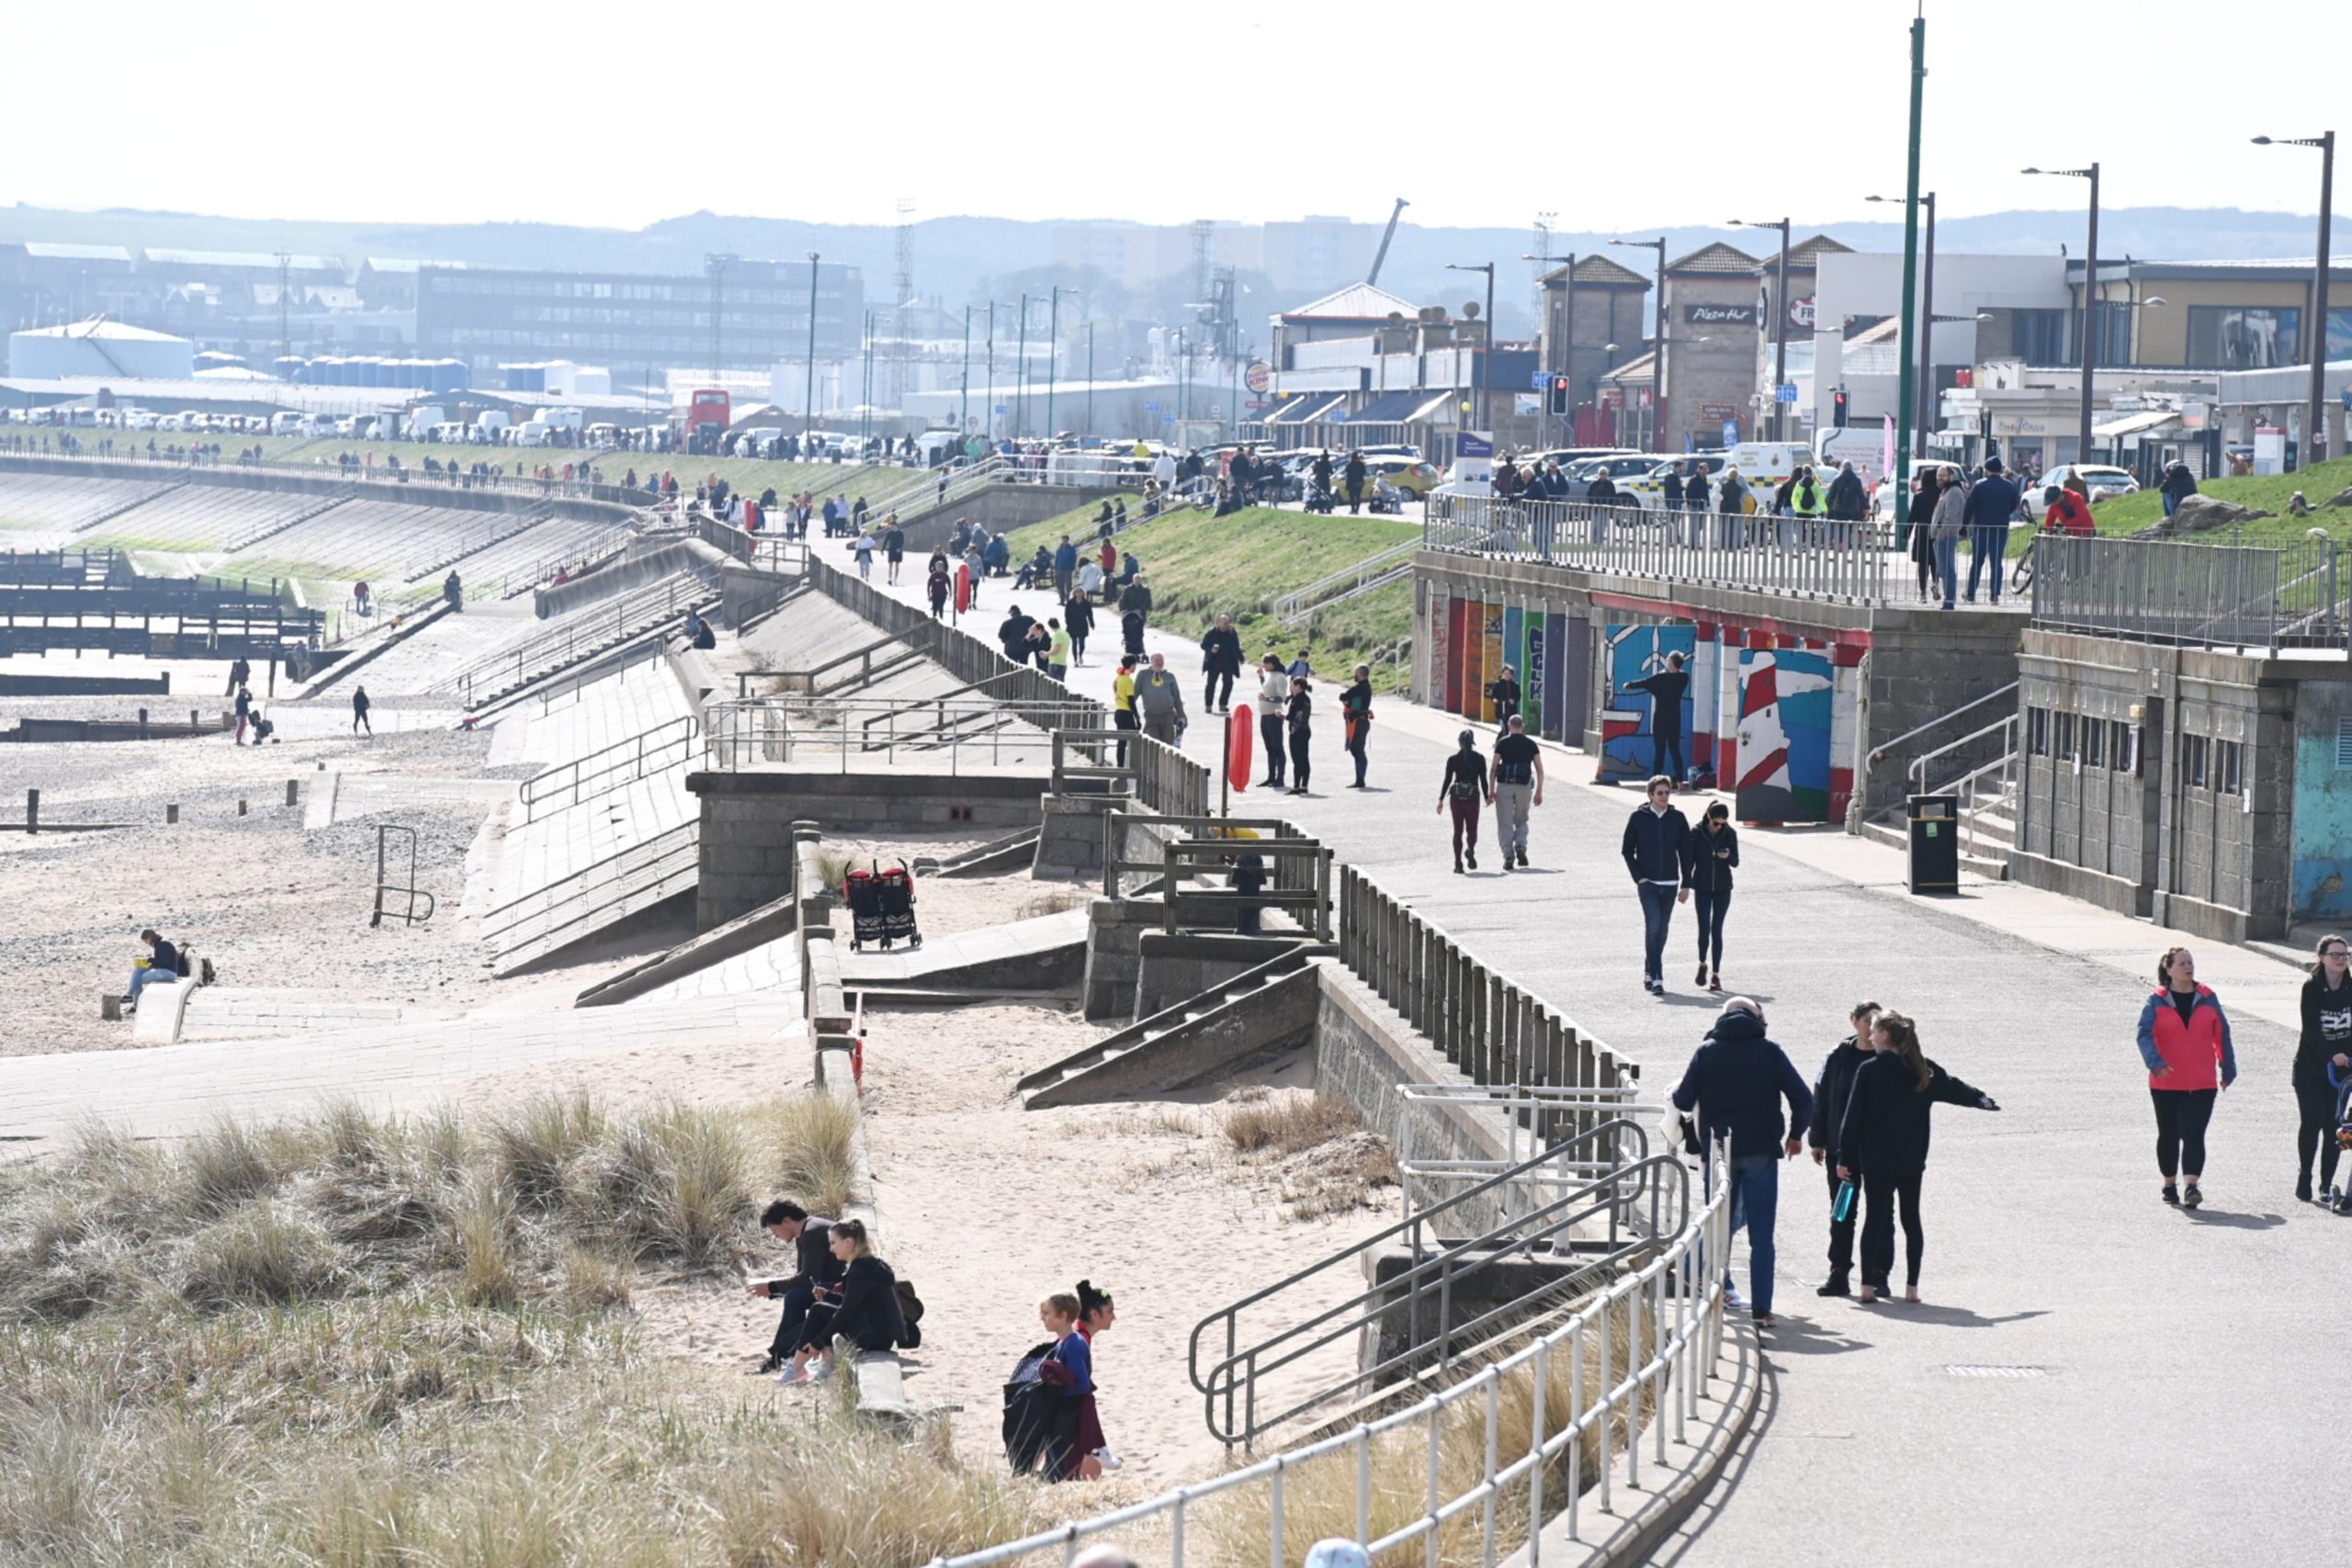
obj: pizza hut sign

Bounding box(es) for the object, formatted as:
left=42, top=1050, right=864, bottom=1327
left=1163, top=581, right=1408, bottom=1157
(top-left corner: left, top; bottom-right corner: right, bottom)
left=1685, top=303, right=1756, bottom=325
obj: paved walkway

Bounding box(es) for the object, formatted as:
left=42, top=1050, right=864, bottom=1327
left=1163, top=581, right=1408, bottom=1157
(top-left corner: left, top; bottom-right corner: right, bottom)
left=856, top=545, right=2338, bottom=1565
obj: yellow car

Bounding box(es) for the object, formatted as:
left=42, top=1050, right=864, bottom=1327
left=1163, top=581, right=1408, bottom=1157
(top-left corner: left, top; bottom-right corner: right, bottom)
left=1363, top=456, right=1442, bottom=496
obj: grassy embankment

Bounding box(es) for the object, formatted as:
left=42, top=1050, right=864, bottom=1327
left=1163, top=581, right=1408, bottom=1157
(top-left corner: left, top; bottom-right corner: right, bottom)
left=1002, top=499, right=1419, bottom=691
left=0, top=1091, right=1066, bottom=1566
left=2027, top=455, right=2352, bottom=551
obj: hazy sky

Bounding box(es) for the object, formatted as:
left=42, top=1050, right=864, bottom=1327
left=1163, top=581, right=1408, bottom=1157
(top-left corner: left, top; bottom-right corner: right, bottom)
left=6, top=0, right=2342, bottom=232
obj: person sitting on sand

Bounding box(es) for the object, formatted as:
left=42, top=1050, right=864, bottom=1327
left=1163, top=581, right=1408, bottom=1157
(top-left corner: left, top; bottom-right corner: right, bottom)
left=779, top=1218, right=901, bottom=1386
left=744, top=1201, right=840, bottom=1375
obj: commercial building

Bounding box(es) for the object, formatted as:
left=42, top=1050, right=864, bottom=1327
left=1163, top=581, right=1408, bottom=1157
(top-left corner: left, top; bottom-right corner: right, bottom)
left=1257, top=283, right=1537, bottom=455
left=1657, top=242, right=1767, bottom=453
left=1534, top=255, right=1651, bottom=446
left=416, top=258, right=864, bottom=376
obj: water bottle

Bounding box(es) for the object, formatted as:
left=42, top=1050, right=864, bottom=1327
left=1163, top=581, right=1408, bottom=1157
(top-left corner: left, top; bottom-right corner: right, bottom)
left=1832, top=1179, right=1856, bottom=1224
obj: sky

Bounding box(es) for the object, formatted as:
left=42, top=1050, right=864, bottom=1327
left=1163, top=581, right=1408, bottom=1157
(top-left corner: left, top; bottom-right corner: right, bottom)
left=5, top=0, right=2343, bottom=233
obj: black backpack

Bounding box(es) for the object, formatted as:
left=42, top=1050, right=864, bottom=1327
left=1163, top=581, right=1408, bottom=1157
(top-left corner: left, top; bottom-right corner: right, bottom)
left=893, top=1279, right=925, bottom=1350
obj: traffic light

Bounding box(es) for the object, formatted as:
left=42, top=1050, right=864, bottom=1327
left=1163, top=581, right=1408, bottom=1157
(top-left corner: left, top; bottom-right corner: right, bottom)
left=1832, top=387, right=1850, bottom=427
left=1546, top=375, right=1570, bottom=417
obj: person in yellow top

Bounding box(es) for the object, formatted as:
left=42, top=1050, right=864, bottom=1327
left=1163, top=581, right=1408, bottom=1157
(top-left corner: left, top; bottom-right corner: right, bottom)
left=1132, top=439, right=1150, bottom=462
left=1112, top=654, right=1140, bottom=767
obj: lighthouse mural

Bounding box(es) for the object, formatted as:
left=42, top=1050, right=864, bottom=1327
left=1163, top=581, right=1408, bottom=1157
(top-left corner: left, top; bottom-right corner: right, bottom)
left=1735, top=647, right=1835, bottom=823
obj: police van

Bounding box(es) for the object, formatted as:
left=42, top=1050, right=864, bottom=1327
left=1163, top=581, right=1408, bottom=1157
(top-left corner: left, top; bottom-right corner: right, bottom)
left=1615, top=453, right=1732, bottom=510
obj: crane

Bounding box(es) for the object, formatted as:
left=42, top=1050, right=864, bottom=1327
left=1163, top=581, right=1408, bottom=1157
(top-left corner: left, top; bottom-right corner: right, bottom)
left=1365, top=198, right=1408, bottom=287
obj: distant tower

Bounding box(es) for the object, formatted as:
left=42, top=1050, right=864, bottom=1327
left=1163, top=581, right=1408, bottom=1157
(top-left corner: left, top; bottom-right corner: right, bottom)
left=1532, top=210, right=1556, bottom=323
left=892, top=198, right=916, bottom=411
left=1190, top=219, right=1214, bottom=314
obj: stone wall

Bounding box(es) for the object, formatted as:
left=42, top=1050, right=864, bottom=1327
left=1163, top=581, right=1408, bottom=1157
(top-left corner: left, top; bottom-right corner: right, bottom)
left=688, top=770, right=1046, bottom=929
left=1080, top=895, right=1163, bottom=1021
left=1134, top=932, right=1316, bottom=1021
left=0, top=453, right=640, bottom=527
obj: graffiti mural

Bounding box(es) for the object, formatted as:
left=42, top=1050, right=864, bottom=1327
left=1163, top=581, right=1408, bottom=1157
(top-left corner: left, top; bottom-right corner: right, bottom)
left=1598, top=624, right=1698, bottom=784
left=1735, top=647, right=1835, bottom=822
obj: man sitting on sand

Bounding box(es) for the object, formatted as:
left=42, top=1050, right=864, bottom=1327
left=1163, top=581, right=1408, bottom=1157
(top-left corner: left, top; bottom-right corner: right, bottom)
left=743, top=1201, right=841, bottom=1374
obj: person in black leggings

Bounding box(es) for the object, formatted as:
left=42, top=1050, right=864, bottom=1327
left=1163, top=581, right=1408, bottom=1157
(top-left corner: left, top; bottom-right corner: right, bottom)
left=2134, top=946, right=2238, bottom=1207
left=1682, top=802, right=1738, bottom=991
left=2296, top=934, right=2352, bottom=1202
left=1835, top=1010, right=2000, bottom=1303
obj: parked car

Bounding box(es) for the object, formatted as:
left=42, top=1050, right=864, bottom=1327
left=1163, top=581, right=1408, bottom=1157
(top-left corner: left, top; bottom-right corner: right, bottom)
left=1616, top=454, right=1733, bottom=510
left=2034, top=463, right=2140, bottom=502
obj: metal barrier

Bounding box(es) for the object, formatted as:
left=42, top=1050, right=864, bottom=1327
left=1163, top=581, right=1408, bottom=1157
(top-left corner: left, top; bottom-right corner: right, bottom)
left=2030, top=532, right=2345, bottom=651
left=1427, top=491, right=1907, bottom=604
left=368, top=825, right=436, bottom=928
left=1272, top=537, right=1423, bottom=624
left=517, top=714, right=699, bottom=821
left=1098, top=808, right=1307, bottom=897
left=1162, top=835, right=1332, bottom=940
left=440, top=571, right=714, bottom=706
left=926, top=1140, right=1730, bottom=1568
left=1190, top=1116, right=1673, bottom=1450
left=1395, top=1084, right=1648, bottom=1217
left=700, top=696, right=1095, bottom=773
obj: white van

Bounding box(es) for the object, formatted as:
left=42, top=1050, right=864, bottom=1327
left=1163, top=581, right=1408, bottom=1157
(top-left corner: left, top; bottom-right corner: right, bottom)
left=472, top=409, right=510, bottom=440
left=1813, top=426, right=1888, bottom=490
left=1715, top=441, right=1815, bottom=495
left=267, top=412, right=305, bottom=436
left=429, top=422, right=469, bottom=443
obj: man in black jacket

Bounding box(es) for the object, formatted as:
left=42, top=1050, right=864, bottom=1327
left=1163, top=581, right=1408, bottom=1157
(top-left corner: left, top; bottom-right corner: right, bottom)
left=1826, top=460, right=1867, bottom=522
left=128, top=928, right=182, bottom=1011
left=1671, top=997, right=1815, bottom=1325
left=746, top=1200, right=843, bottom=1372
left=1622, top=776, right=1691, bottom=995
left=1623, top=651, right=1691, bottom=784
left=1199, top=615, right=1243, bottom=714
left=1805, top=1001, right=1881, bottom=1298
left=998, top=604, right=1036, bottom=664
left=1344, top=449, right=1368, bottom=513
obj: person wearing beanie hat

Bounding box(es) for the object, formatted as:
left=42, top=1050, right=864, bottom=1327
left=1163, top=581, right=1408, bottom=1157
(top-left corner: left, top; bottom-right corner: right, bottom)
left=1962, top=455, right=2023, bottom=604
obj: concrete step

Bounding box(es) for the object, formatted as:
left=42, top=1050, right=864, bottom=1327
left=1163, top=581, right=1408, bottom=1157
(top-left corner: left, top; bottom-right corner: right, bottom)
left=1019, top=951, right=1327, bottom=1109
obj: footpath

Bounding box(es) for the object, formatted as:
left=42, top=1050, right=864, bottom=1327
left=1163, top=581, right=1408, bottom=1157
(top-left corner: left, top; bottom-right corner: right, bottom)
left=857, top=540, right=2339, bottom=1566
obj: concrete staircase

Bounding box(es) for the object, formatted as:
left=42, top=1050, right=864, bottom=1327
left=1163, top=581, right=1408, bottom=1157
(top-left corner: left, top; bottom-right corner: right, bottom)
left=69, top=479, right=186, bottom=534
left=1860, top=772, right=2017, bottom=879
left=480, top=818, right=698, bottom=975
left=1017, top=945, right=1329, bottom=1109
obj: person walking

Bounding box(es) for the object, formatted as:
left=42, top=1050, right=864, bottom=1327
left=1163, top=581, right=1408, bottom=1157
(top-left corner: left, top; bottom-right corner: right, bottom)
left=1488, top=714, right=1544, bottom=870
left=1930, top=465, right=1967, bottom=610
left=1623, top=651, right=1690, bottom=784
left=1344, top=449, right=1367, bottom=514
left=1134, top=653, right=1186, bottom=745
left=1485, top=662, right=1521, bottom=737
left=1622, top=775, right=1691, bottom=995
left=1046, top=619, right=1071, bottom=682
left=1200, top=615, right=1242, bottom=715
left=351, top=683, right=373, bottom=737
left=1053, top=535, right=1078, bottom=601
left=1825, top=459, right=1867, bottom=544
left=1669, top=996, right=1815, bottom=1326
left=1118, top=574, right=1151, bottom=659
left=1340, top=665, right=1374, bottom=789
left=1683, top=464, right=1713, bottom=543
left=226, top=655, right=250, bottom=696
left=1806, top=1001, right=1882, bottom=1299
left=854, top=531, right=876, bottom=580
left=884, top=517, right=906, bottom=585
left=1683, top=800, right=1737, bottom=990
left=1438, top=728, right=1490, bottom=874
left=927, top=558, right=952, bottom=620
left=1906, top=469, right=1939, bottom=602
left=997, top=604, right=1036, bottom=665
left=1961, top=455, right=2022, bottom=604
left=2135, top=946, right=2238, bottom=1208
left=1257, top=656, right=1289, bottom=789
left=1111, top=655, right=1139, bottom=767
left=2295, top=935, right=2352, bottom=1202
left=233, top=683, right=253, bottom=745
left=1065, top=588, right=1094, bottom=665
left=1285, top=675, right=1314, bottom=795
left=1836, top=1010, right=2001, bottom=1303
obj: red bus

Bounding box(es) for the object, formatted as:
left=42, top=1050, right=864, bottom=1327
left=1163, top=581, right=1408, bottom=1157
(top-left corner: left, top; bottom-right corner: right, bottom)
left=679, top=388, right=731, bottom=454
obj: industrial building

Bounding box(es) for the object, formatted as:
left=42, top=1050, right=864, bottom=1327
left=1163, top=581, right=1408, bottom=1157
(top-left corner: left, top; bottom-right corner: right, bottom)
left=6, top=319, right=196, bottom=380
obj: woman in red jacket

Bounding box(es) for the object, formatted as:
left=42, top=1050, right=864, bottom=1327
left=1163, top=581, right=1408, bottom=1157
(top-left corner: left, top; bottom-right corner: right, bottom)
left=2134, top=946, right=2239, bottom=1207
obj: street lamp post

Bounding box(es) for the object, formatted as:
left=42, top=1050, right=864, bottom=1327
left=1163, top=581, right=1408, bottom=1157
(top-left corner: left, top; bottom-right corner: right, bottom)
left=1444, top=262, right=1498, bottom=429
left=1611, top=238, right=1670, bottom=449
left=2024, top=164, right=2100, bottom=465
left=1015, top=294, right=1029, bottom=439
left=1046, top=285, right=1060, bottom=441
left=2253, top=132, right=2337, bottom=468
left=1869, top=191, right=1939, bottom=460
left=1729, top=220, right=1792, bottom=442
left=1523, top=250, right=1578, bottom=446
left=985, top=302, right=997, bottom=444
left=803, top=254, right=820, bottom=445
left=1086, top=321, right=1095, bottom=436
left=960, top=307, right=972, bottom=435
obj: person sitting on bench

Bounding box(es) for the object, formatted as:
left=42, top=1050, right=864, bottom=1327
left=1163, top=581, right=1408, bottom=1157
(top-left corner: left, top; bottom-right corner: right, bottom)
left=745, top=1201, right=841, bottom=1374
left=128, top=929, right=182, bottom=1011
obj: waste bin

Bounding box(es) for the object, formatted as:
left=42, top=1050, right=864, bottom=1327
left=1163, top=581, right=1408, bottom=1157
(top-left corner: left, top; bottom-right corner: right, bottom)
left=1906, top=794, right=1959, bottom=894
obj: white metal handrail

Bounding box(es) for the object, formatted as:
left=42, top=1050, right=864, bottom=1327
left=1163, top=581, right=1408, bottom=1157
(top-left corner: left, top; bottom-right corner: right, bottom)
left=1907, top=713, right=2018, bottom=799
left=925, top=1140, right=1732, bottom=1568
left=1273, top=537, right=1423, bottom=622
left=701, top=695, right=1097, bottom=773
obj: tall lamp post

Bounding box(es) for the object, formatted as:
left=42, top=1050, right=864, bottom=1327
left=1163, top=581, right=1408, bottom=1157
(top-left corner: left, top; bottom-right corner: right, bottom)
left=1444, top=262, right=1497, bottom=430
left=2023, top=164, right=2100, bottom=465
left=2253, top=132, right=2337, bottom=468
left=1868, top=192, right=1938, bottom=460
left=1046, top=284, right=1060, bottom=440
left=1611, top=237, right=1669, bottom=449
left=705, top=253, right=736, bottom=382
left=1014, top=294, right=1029, bottom=438
left=1728, top=219, right=1792, bottom=442
left=803, top=254, right=820, bottom=446
left=1523, top=250, right=1578, bottom=446
left=960, top=306, right=972, bottom=435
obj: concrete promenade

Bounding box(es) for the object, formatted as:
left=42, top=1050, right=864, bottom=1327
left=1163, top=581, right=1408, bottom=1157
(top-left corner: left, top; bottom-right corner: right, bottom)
left=859, top=546, right=2337, bottom=1564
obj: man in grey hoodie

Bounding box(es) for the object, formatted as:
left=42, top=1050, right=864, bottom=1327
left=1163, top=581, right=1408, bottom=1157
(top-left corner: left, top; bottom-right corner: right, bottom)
left=1134, top=651, right=1188, bottom=745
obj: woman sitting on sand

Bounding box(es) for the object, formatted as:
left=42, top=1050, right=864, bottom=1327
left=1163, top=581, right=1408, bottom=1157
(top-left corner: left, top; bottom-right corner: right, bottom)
left=779, top=1219, right=902, bottom=1386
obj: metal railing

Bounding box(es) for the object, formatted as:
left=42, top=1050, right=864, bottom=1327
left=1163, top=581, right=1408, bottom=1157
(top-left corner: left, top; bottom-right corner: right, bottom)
left=1426, top=491, right=1907, bottom=604
left=516, top=714, right=699, bottom=821
left=1273, top=537, right=1422, bottom=624
left=479, top=818, right=698, bottom=966
left=438, top=572, right=713, bottom=706
left=1191, top=1116, right=1671, bottom=1449
left=2030, top=532, right=2346, bottom=651
left=1865, top=682, right=2019, bottom=777
left=926, top=1140, right=1730, bottom=1568
left=1395, top=1084, right=1648, bottom=1218
left=700, top=695, right=1095, bottom=773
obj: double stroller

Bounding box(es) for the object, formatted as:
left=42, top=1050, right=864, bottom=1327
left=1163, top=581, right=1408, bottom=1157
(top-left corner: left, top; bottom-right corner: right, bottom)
left=843, top=860, right=921, bottom=952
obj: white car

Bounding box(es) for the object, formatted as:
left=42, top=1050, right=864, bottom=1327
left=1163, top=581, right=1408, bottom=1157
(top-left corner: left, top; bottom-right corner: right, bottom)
left=2032, top=463, right=2139, bottom=503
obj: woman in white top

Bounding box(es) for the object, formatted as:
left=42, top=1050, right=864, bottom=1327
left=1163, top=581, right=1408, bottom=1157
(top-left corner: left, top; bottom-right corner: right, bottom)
left=1257, top=655, right=1291, bottom=790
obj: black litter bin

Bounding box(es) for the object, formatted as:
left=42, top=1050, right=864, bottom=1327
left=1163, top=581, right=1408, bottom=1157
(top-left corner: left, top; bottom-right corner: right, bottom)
left=1906, top=794, right=1959, bottom=894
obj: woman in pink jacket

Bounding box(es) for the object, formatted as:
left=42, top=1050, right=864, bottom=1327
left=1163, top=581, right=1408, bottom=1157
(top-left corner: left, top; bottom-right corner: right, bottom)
left=2134, top=947, right=2239, bottom=1208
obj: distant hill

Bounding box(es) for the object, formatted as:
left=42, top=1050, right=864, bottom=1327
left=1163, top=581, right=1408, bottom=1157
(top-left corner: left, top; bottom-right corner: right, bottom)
left=0, top=201, right=2331, bottom=340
